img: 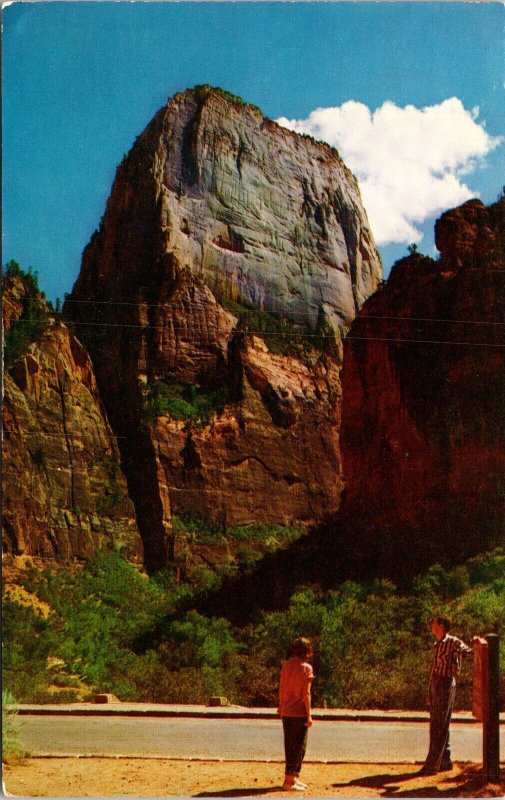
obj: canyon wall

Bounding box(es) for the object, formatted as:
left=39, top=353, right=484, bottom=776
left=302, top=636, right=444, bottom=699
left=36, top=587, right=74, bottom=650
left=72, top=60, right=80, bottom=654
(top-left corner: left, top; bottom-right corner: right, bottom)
left=339, top=198, right=505, bottom=571
left=2, top=272, right=142, bottom=563
left=201, top=198, right=505, bottom=620
left=65, top=85, right=381, bottom=571
left=6, top=85, right=500, bottom=585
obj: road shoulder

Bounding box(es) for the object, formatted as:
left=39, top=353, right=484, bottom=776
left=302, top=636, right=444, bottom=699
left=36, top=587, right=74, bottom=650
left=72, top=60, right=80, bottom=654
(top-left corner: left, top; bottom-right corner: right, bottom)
left=3, top=757, right=504, bottom=798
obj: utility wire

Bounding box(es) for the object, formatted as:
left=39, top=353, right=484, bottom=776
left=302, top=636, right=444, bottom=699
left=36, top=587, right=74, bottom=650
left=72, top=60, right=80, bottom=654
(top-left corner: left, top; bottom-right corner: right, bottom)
left=62, top=296, right=505, bottom=327
left=8, top=316, right=505, bottom=348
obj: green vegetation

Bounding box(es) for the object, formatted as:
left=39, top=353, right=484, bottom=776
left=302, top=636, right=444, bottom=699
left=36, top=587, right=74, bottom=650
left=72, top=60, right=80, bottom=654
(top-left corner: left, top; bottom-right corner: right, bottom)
left=237, top=308, right=326, bottom=361
left=2, top=591, right=60, bottom=702
left=92, top=454, right=123, bottom=515
left=142, top=381, right=229, bottom=425
left=3, top=548, right=504, bottom=708
left=2, top=690, right=22, bottom=756
left=2, top=551, right=238, bottom=703
left=193, top=85, right=262, bottom=116
left=172, top=515, right=304, bottom=547
left=218, top=295, right=336, bottom=364
left=3, top=260, right=50, bottom=367
left=138, top=304, right=338, bottom=424
left=168, top=517, right=306, bottom=594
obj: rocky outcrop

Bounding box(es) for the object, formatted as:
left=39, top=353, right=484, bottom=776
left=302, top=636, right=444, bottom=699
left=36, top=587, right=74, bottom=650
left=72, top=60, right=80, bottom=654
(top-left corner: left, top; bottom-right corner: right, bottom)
left=197, top=198, right=505, bottom=621
left=65, top=85, right=381, bottom=571
left=339, top=198, right=505, bottom=572
left=153, top=334, right=342, bottom=528
left=2, top=273, right=142, bottom=562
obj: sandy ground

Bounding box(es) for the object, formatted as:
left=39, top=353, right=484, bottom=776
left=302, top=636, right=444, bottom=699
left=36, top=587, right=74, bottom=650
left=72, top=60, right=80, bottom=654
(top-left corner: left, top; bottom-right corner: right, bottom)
left=3, top=758, right=504, bottom=798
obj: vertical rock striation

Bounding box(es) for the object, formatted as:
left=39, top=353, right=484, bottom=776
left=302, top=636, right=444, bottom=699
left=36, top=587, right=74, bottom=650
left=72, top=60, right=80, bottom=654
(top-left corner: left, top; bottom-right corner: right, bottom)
left=65, top=85, right=382, bottom=571
left=2, top=273, right=142, bottom=562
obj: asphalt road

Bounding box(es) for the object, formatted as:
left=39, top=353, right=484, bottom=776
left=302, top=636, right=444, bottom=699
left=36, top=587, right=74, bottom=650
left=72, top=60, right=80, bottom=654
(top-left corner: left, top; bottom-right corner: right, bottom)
left=17, top=716, right=501, bottom=763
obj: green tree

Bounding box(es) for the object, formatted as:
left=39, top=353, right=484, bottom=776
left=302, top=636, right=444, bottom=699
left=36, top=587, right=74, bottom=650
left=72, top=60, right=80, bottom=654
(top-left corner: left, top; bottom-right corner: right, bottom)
left=3, top=261, right=49, bottom=366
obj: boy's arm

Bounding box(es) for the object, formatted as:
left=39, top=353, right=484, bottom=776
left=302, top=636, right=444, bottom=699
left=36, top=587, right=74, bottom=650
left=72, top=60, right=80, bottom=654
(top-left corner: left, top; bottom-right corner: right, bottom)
left=459, top=637, right=473, bottom=658
left=303, top=680, right=313, bottom=727
left=426, top=650, right=435, bottom=707
left=277, top=666, right=284, bottom=716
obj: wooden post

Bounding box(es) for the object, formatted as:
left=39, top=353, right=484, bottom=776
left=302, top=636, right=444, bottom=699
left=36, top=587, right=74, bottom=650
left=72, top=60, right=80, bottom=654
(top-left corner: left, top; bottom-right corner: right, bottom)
left=473, top=634, right=500, bottom=783
left=484, top=634, right=500, bottom=783
left=472, top=637, right=488, bottom=722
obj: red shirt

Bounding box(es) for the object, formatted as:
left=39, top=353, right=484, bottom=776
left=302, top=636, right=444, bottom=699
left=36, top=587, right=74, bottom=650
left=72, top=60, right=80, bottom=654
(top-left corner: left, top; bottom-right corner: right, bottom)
left=278, top=657, right=314, bottom=717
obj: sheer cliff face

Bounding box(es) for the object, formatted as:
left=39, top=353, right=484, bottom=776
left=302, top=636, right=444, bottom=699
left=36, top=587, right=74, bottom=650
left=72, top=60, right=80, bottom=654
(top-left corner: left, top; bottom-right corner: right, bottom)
left=72, top=87, right=380, bottom=330
left=2, top=275, right=142, bottom=563
left=66, top=86, right=381, bottom=571
left=340, top=199, right=505, bottom=570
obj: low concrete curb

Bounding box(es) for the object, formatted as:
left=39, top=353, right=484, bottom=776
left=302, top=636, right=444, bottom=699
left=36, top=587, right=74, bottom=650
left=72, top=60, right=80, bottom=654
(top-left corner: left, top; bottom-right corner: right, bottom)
left=10, top=703, right=504, bottom=724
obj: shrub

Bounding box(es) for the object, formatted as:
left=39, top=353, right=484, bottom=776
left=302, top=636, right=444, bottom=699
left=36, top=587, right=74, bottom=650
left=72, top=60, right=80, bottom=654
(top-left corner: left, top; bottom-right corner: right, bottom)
left=9, top=551, right=172, bottom=700
left=172, top=516, right=305, bottom=550
left=2, top=689, right=22, bottom=756
left=236, top=545, right=262, bottom=569
left=2, top=592, right=61, bottom=702
left=142, top=381, right=229, bottom=425
left=5, top=546, right=504, bottom=708
left=155, top=611, right=242, bottom=701
left=236, top=307, right=330, bottom=363
left=172, top=514, right=221, bottom=541
left=3, top=261, right=49, bottom=366
left=193, top=85, right=262, bottom=116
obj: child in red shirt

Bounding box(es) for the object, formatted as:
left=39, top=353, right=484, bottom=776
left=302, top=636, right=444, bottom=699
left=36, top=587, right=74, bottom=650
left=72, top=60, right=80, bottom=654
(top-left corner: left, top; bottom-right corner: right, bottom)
left=277, top=637, right=314, bottom=791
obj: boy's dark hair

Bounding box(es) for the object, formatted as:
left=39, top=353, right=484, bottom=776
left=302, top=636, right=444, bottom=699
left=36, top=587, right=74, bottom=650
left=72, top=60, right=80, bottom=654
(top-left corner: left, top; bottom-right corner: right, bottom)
left=291, top=637, right=313, bottom=659
left=434, top=616, right=451, bottom=631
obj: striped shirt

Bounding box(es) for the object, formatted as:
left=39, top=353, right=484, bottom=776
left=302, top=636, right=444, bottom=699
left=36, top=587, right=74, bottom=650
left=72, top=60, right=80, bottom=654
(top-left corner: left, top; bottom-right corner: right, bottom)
left=430, top=634, right=472, bottom=679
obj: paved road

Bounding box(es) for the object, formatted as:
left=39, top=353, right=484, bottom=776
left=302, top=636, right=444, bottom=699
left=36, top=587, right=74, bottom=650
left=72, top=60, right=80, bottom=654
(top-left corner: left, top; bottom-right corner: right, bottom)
left=17, top=716, right=501, bottom=763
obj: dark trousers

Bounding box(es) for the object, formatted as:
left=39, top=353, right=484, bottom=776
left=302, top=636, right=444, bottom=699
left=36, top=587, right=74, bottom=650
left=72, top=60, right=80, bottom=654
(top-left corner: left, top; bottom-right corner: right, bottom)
left=424, top=675, right=456, bottom=771
left=282, top=717, right=308, bottom=776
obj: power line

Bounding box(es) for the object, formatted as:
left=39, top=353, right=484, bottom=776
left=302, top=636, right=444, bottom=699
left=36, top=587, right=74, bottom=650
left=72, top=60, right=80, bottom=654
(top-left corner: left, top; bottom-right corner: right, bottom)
left=8, top=316, right=505, bottom=348
left=346, top=334, right=505, bottom=349
left=3, top=431, right=127, bottom=439
left=62, top=296, right=505, bottom=327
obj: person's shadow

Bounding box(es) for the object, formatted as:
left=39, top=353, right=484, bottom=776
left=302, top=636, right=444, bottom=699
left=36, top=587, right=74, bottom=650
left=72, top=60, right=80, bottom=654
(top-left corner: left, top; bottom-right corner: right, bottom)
left=332, top=769, right=421, bottom=797
left=331, top=764, right=491, bottom=797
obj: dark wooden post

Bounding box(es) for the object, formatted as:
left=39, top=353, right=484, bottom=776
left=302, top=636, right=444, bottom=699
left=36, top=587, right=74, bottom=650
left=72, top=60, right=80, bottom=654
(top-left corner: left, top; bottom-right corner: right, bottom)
left=484, top=634, right=500, bottom=783
left=472, top=637, right=488, bottom=723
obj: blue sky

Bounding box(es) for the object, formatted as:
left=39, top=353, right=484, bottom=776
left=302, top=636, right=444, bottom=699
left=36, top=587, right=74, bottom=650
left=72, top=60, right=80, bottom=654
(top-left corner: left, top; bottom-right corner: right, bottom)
left=3, top=1, right=504, bottom=302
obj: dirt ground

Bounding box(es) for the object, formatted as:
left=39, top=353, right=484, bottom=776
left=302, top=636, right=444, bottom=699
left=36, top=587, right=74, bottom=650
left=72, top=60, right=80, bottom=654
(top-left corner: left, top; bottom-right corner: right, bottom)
left=3, top=758, right=504, bottom=798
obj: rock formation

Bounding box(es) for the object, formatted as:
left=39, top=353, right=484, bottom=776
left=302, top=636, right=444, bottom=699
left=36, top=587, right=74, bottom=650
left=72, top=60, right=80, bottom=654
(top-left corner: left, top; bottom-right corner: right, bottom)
left=198, top=198, right=505, bottom=621
left=3, top=89, right=503, bottom=590
left=65, top=85, right=381, bottom=572
left=2, top=272, right=142, bottom=563
left=339, top=198, right=505, bottom=572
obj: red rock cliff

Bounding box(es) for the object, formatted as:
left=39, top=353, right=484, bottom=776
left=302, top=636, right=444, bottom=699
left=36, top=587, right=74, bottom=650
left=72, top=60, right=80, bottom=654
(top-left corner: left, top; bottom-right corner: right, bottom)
left=339, top=198, right=505, bottom=571
left=65, top=86, right=382, bottom=572
left=2, top=272, right=142, bottom=563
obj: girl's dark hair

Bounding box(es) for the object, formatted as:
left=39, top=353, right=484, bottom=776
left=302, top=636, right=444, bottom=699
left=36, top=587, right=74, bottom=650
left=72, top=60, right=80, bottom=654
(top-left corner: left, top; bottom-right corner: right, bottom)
left=434, top=616, right=451, bottom=631
left=291, top=637, right=313, bottom=659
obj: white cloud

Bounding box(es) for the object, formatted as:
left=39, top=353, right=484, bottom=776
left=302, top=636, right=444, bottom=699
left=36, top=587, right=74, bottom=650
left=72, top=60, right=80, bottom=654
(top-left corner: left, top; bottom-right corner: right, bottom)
left=276, top=98, right=501, bottom=245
